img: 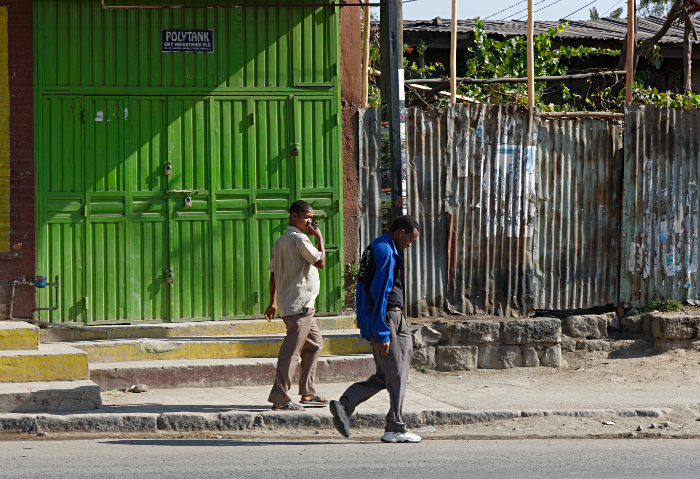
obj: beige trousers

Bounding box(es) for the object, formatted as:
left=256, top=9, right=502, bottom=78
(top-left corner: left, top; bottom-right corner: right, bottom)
left=268, top=308, right=324, bottom=405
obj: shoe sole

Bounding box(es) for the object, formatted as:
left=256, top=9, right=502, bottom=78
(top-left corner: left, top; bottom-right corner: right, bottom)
left=329, top=401, right=351, bottom=438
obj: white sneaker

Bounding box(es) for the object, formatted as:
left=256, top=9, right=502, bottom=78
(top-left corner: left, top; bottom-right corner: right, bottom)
left=381, top=431, right=422, bottom=443
left=330, top=400, right=351, bottom=438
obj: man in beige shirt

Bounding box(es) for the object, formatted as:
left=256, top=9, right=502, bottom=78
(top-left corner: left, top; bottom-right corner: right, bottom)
left=265, top=200, right=326, bottom=410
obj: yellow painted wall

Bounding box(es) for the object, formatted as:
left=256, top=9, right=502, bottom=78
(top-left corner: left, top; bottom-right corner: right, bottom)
left=0, top=7, right=9, bottom=252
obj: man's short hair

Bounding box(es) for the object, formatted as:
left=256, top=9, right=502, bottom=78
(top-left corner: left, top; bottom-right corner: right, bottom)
left=289, top=200, right=313, bottom=217
left=388, top=215, right=419, bottom=234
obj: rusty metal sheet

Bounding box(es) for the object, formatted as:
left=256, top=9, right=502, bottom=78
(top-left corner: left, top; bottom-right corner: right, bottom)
left=405, top=108, right=449, bottom=317
left=534, top=118, right=623, bottom=310
left=621, top=104, right=700, bottom=307
left=445, top=104, right=537, bottom=317
left=358, top=108, right=383, bottom=251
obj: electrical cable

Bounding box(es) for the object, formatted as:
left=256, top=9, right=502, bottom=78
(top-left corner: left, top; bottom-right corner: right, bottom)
left=515, top=0, right=566, bottom=20
left=563, top=0, right=600, bottom=19
left=484, top=0, right=527, bottom=20
left=601, top=0, right=624, bottom=16
left=507, top=0, right=556, bottom=20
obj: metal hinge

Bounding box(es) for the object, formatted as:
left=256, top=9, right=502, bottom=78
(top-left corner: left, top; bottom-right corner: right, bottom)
left=81, top=111, right=86, bottom=123
left=83, top=297, right=89, bottom=310
left=82, top=206, right=88, bottom=218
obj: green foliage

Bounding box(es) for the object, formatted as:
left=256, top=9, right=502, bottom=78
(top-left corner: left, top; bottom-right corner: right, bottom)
left=609, top=7, right=623, bottom=18
left=590, top=7, right=600, bottom=20
left=345, top=258, right=362, bottom=301
left=417, top=365, right=431, bottom=374
left=460, top=19, right=620, bottom=111
left=639, top=299, right=684, bottom=314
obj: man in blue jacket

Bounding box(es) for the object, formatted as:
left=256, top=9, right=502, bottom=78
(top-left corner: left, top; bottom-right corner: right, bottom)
left=330, top=215, right=421, bottom=443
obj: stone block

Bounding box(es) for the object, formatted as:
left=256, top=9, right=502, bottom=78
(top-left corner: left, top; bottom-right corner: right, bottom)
left=563, top=315, right=608, bottom=339
left=647, top=313, right=700, bottom=340
left=621, top=314, right=644, bottom=333
left=412, top=347, right=436, bottom=369
left=501, top=319, right=561, bottom=344
left=540, top=345, right=562, bottom=368
left=477, top=345, right=523, bottom=369
left=522, top=347, right=539, bottom=367
left=410, top=324, right=442, bottom=348
left=605, top=312, right=621, bottom=331
left=454, top=320, right=500, bottom=344
left=435, top=346, right=478, bottom=372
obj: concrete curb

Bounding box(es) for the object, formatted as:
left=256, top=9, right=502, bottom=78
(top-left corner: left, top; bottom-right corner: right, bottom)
left=0, top=408, right=672, bottom=434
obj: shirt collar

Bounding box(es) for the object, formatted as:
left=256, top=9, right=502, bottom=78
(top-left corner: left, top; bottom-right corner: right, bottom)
left=287, top=226, right=304, bottom=234
left=380, top=233, right=400, bottom=257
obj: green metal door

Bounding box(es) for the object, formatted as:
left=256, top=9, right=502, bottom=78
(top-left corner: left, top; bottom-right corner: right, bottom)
left=35, top=0, right=344, bottom=324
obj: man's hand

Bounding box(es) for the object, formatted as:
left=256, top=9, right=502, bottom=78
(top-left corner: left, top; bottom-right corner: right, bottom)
left=377, top=340, right=390, bottom=356
left=307, top=225, right=323, bottom=240
left=264, top=304, right=277, bottom=322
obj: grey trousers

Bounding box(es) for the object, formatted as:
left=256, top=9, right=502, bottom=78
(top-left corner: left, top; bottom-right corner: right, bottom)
left=339, top=309, right=413, bottom=433
left=268, top=308, right=323, bottom=405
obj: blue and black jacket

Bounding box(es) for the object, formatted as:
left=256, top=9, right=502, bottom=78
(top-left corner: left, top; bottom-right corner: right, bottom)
left=355, top=233, right=400, bottom=343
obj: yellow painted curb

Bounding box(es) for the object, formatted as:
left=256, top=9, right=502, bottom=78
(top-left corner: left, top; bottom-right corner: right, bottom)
left=41, top=316, right=358, bottom=343
left=74, top=335, right=373, bottom=363
left=0, top=348, right=90, bottom=383
left=0, top=328, right=39, bottom=351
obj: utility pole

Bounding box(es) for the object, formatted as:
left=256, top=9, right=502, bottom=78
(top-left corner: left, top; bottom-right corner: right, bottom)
left=361, top=0, right=371, bottom=108
left=380, top=0, right=405, bottom=219
left=450, top=0, right=457, bottom=104
left=626, top=0, right=635, bottom=104
left=527, top=0, right=534, bottom=109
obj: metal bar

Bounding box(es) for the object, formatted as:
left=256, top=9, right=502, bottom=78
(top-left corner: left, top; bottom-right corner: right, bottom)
left=626, top=0, right=635, bottom=103
left=527, top=0, right=534, bottom=108
left=405, top=70, right=627, bottom=85
left=102, top=0, right=380, bottom=8
left=450, top=0, right=457, bottom=104
left=539, top=111, right=624, bottom=119
left=34, top=275, right=60, bottom=312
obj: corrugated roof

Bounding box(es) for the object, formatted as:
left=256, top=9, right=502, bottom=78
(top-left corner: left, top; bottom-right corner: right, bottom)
left=403, top=16, right=700, bottom=44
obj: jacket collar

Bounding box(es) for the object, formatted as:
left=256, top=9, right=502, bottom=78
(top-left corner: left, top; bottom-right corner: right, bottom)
left=380, top=233, right=400, bottom=258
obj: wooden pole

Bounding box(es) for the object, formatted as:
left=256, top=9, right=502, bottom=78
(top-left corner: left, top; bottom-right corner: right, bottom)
left=450, top=0, right=457, bottom=104
left=527, top=0, right=534, bottom=109
left=626, top=0, right=635, bottom=104
left=361, top=0, right=371, bottom=108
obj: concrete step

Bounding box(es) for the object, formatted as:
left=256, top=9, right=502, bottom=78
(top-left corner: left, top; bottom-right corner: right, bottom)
left=90, top=354, right=375, bottom=391
left=40, top=316, right=357, bottom=343
left=0, top=344, right=90, bottom=383
left=0, top=380, right=102, bottom=413
left=0, top=321, right=39, bottom=350
left=64, top=330, right=372, bottom=363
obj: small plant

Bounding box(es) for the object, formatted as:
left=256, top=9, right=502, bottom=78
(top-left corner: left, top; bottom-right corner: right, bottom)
left=638, top=299, right=684, bottom=314
left=109, top=389, right=121, bottom=397
left=417, top=365, right=431, bottom=374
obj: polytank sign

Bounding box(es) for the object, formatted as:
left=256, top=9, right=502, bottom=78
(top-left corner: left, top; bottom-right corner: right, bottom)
left=34, top=0, right=344, bottom=324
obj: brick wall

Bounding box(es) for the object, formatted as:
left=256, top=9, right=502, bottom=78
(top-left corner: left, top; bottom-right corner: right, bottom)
left=0, top=1, right=34, bottom=320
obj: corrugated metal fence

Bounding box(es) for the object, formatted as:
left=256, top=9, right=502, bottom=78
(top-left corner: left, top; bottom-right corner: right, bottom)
left=359, top=103, right=700, bottom=315
left=621, top=104, right=700, bottom=306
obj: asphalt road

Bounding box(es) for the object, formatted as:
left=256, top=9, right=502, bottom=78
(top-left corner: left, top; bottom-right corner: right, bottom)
left=1, top=437, right=699, bottom=478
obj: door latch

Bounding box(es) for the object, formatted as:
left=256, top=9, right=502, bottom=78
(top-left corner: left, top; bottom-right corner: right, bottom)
left=164, top=161, right=172, bottom=176
left=166, top=269, right=174, bottom=284
left=290, top=143, right=300, bottom=157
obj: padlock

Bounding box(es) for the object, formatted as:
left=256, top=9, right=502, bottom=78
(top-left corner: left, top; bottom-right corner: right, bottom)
left=164, top=161, right=172, bottom=176
left=166, top=270, right=174, bottom=284
left=290, top=143, right=300, bottom=157
left=184, top=195, right=193, bottom=207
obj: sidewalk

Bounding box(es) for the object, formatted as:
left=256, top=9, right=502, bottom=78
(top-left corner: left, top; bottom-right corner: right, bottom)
left=2, top=347, right=700, bottom=439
